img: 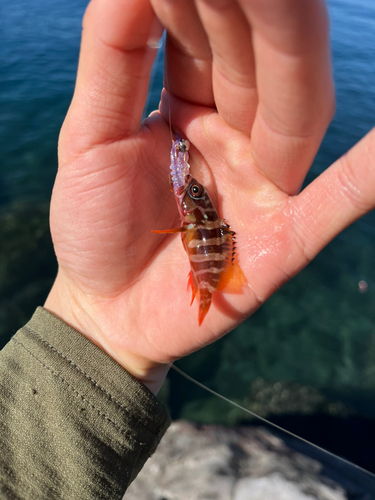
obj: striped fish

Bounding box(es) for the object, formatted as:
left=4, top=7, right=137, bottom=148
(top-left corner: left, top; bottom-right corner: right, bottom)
left=153, top=174, right=245, bottom=325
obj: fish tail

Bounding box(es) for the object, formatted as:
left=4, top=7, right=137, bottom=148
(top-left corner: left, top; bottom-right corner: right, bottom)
left=198, top=289, right=212, bottom=326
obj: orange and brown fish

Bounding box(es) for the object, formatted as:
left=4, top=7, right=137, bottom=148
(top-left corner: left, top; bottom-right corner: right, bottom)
left=153, top=138, right=246, bottom=325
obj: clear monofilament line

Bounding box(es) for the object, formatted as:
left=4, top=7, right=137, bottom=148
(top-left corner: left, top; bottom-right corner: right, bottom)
left=170, top=363, right=375, bottom=482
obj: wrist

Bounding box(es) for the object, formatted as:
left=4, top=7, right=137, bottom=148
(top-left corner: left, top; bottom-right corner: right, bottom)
left=44, top=271, right=170, bottom=394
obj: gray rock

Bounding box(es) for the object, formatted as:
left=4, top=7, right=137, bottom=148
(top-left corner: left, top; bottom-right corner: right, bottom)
left=125, top=421, right=374, bottom=500
left=234, top=474, right=344, bottom=500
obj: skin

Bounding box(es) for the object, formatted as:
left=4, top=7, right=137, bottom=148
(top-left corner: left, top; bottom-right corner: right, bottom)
left=45, top=0, right=375, bottom=395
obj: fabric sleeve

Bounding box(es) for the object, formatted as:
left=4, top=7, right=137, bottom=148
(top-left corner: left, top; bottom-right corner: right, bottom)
left=0, top=307, right=171, bottom=500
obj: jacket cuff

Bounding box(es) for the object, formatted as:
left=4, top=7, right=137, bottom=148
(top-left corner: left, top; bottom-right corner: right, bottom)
left=16, top=307, right=171, bottom=484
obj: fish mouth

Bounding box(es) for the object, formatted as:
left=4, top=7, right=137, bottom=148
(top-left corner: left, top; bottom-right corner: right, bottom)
left=175, top=175, right=192, bottom=197
left=175, top=185, right=185, bottom=197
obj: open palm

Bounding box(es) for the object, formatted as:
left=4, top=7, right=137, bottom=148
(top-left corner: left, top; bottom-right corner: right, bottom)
left=46, top=0, right=375, bottom=393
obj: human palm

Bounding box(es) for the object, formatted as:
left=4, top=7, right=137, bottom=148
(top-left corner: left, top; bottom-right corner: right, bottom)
left=45, top=0, right=375, bottom=393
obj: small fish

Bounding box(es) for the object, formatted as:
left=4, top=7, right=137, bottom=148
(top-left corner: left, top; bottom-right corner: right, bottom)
left=153, top=138, right=245, bottom=325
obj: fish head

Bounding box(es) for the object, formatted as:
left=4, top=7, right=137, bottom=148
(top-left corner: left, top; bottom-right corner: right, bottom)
left=174, top=175, right=217, bottom=224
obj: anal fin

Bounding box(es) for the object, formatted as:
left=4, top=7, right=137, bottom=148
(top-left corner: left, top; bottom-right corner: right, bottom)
left=187, top=271, right=198, bottom=306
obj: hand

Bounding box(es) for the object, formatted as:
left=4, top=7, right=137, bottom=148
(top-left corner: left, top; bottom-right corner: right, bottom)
left=45, top=0, right=375, bottom=394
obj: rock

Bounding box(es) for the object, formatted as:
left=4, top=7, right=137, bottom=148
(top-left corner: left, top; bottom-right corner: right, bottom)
left=234, top=474, right=344, bottom=500
left=125, top=421, right=374, bottom=500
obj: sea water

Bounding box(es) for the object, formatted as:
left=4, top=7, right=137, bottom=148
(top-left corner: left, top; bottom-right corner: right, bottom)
left=1, top=0, right=375, bottom=472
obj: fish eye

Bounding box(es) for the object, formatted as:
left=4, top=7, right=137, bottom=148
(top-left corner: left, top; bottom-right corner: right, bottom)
left=189, top=183, right=204, bottom=199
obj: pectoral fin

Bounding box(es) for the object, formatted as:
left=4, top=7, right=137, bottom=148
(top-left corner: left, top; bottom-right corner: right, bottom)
left=152, top=227, right=186, bottom=234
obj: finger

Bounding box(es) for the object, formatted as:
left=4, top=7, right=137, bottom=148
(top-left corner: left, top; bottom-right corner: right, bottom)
left=194, top=0, right=257, bottom=134
left=59, top=0, right=162, bottom=160
left=289, top=128, right=375, bottom=274
left=241, top=0, right=335, bottom=194
left=150, top=0, right=214, bottom=106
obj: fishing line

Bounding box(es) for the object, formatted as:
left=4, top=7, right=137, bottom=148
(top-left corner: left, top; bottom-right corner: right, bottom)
left=171, top=363, right=375, bottom=481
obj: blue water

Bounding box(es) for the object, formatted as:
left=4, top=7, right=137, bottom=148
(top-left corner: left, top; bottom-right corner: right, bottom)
left=314, top=0, right=375, bottom=170
left=1, top=0, right=375, bottom=204
left=1, top=0, right=375, bottom=473
left=0, top=0, right=87, bottom=203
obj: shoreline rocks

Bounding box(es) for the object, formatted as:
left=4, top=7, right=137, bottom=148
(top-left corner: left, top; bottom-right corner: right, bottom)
left=125, top=421, right=374, bottom=500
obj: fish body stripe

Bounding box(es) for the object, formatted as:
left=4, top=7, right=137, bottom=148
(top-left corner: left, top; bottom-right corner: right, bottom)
left=194, top=267, right=222, bottom=276
left=182, top=220, right=234, bottom=310
left=189, top=252, right=227, bottom=263
left=187, top=236, right=225, bottom=248
left=198, top=281, right=215, bottom=292
left=194, top=220, right=223, bottom=230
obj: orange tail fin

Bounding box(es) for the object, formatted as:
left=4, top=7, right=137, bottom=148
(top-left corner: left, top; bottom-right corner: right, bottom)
left=198, top=289, right=212, bottom=326
left=217, top=259, right=247, bottom=294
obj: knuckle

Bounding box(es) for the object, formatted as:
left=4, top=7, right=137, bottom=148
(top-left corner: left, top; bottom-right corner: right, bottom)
left=288, top=199, right=314, bottom=265
left=337, top=153, right=371, bottom=213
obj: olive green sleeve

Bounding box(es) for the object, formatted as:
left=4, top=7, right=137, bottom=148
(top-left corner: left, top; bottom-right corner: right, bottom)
left=0, top=307, right=171, bottom=500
